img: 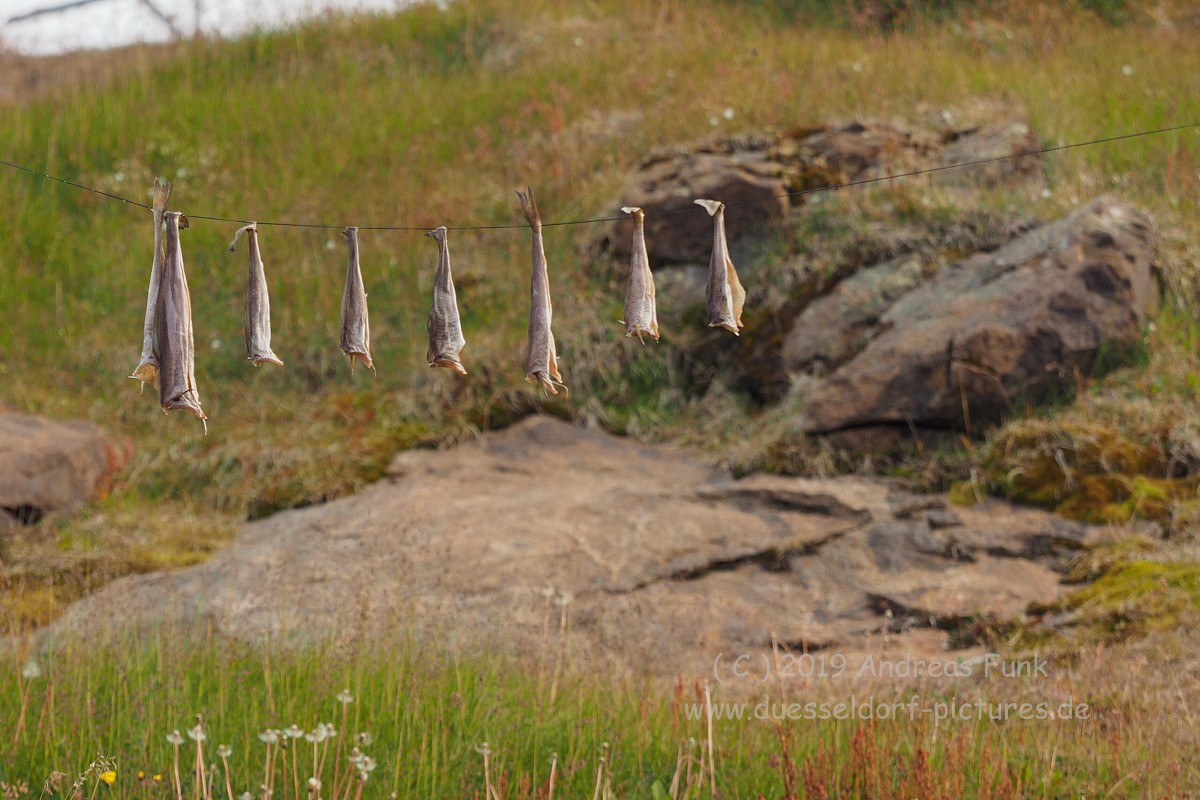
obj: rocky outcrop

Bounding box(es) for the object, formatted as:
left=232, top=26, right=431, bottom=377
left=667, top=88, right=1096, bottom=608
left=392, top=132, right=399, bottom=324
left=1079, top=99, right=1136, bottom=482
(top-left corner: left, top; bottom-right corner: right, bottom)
left=0, top=412, right=123, bottom=524
left=603, top=133, right=791, bottom=265
left=48, top=417, right=1101, bottom=673
left=798, top=197, right=1157, bottom=442
left=596, top=109, right=1044, bottom=267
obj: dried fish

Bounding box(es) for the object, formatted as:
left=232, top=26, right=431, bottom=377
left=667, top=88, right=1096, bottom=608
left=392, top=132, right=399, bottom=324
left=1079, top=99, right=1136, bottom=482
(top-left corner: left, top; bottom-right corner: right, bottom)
left=339, top=226, right=374, bottom=372
left=154, top=210, right=207, bottom=432
left=228, top=222, right=284, bottom=367
left=695, top=198, right=745, bottom=335
left=130, top=178, right=172, bottom=389
left=425, top=226, right=467, bottom=375
left=619, top=206, right=659, bottom=343
left=516, top=188, right=566, bottom=395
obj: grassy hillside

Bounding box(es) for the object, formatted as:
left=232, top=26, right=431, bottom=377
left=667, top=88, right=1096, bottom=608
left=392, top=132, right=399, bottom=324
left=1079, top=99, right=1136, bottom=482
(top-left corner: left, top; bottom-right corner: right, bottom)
left=5, top=1, right=1200, bottom=793
left=2, top=1, right=1200, bottom=623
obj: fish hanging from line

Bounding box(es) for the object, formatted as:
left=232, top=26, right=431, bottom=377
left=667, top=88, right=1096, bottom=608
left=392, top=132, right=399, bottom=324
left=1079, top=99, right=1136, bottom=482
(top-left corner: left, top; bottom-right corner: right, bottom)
left=517, top=188, right=567, bottom=395
left=339, top=226, right=374, bottom=372
left=155, top=210, right=207, bottom=432
left=425, top=226, right=467, bottom=375
left=695, top=198, right=745, bottom=335
left=227, top=222, right=284, bottom=367
left=620, top=206, right=659, bottom=343
left=130, top=177, right=172, bottom=389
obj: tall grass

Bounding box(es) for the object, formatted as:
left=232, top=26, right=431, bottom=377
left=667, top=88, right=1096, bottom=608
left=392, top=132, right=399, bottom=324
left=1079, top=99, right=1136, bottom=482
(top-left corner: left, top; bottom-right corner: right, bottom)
left=2, top=627, right=1196, bottom=797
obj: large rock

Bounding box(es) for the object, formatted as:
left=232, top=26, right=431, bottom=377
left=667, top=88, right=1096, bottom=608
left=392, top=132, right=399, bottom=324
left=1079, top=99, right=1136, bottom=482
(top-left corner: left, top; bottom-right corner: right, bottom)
left=605, top=134, right=791, bottom=265
left=782, top=253, right=937, bottom=375
left=596, top=108, right=1044, bottom=267
left=799, top=197, right=1157, bottom=440
left=48, top=417, right=1101, bottom=674
left=0, top=412, right=121, bottom=523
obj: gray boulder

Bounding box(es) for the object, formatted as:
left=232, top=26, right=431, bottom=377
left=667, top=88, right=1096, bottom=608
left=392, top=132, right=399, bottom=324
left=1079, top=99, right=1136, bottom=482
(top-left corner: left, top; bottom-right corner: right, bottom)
left=798, top=197, right=1157, bottom=442
left=48, top=417, right=1101, bottom=674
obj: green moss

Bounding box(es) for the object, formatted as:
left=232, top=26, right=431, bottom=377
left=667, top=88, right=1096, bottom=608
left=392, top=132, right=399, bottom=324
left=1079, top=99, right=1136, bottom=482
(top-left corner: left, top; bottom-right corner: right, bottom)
left=1056, top=560, right=1200, bottom=638
left=977, top=421, right=1200, bottom=532
left=947, top=479, right=982, bottom=506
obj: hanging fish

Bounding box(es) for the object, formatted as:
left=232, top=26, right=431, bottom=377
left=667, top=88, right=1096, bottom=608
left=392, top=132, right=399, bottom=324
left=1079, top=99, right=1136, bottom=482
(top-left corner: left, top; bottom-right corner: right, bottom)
left=227, top=222, right=284, bottom=367
left=154, top=210, right=207, bottom=432
left=339, top=226, right=374, bottom=372
left=130, top=177, right=172, bottom=389
left=695, top=198, right=745, bottom=335
left=619, top=206, right=659, bottom=343
left=516, top=188, right=566, bottom=395
left=425, top=226, right=467, bottom=375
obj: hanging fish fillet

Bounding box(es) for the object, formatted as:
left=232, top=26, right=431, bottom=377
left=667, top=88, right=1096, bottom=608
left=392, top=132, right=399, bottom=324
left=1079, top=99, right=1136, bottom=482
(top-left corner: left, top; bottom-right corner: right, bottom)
left=130, top=178, right=172, bottom=388
left=228, top=222, right=284, bottom=367
left=339, top=226, right=374, bottom=372
left=154, top=211, right=207, bottom=432
left=695, top=198, right=745, bottom=335
left=517, top=188, right=566, bottom=395
left=425, top=226, right=467, bottom=375
left=619, top=206, right=659, bottom=343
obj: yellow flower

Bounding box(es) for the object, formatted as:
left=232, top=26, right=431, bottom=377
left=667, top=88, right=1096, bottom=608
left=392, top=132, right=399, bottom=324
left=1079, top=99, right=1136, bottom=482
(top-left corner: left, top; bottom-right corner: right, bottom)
left=153, top=774, right=162, bottom=782
left=99, top=771, right=117, bottom=786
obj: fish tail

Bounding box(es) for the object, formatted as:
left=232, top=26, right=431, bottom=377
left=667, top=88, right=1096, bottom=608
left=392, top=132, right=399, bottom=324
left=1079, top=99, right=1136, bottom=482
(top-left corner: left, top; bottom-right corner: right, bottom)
left=227, top=222, right=256, bottom=253
left=516, top=188, right=540, bottom=226
left=152, top=178, right=172, bottom=216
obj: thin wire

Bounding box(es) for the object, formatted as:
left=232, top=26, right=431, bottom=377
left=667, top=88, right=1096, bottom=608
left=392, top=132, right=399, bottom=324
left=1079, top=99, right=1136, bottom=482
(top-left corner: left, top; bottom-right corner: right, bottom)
left=3, top=120, right=1197, bottom=232
left=0, top=157, right=152, bottom=210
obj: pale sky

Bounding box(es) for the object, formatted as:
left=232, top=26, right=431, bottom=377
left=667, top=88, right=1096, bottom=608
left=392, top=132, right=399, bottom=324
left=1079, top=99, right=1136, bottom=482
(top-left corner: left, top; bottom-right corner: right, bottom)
left=0, top=0, right=419, bottom=55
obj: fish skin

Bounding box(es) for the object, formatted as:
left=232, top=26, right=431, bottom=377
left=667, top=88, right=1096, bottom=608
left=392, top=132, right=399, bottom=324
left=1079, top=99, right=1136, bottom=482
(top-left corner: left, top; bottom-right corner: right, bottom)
left=339, top=226, right=374, bottom=372
left=517, top=188, right=566, bottom=395
left=695, top=198, right=745, bottom=335
left=620, top=206, right=659, bottom=343
left=425, top=226, right=467, bottom=375
left=130, top=178, right=172, bottom=388
left=154, top=211, right=207, bottom=432
left=228, top=222, right=284, bottom=367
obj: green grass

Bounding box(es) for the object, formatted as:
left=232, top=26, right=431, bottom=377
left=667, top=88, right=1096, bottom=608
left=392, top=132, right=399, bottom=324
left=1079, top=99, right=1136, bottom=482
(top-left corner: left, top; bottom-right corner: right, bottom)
left=2, top=629, right=1196, bottom=797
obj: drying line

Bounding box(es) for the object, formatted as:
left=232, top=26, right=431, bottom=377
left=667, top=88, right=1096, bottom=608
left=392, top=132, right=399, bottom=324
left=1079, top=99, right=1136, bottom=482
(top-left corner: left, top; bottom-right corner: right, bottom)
left=2, top=120, right=1197, bottom=232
